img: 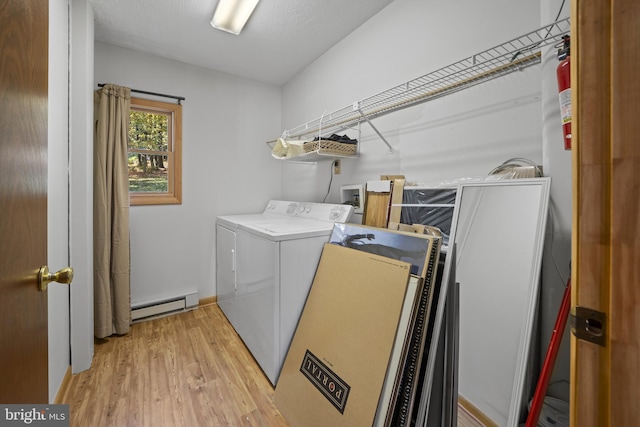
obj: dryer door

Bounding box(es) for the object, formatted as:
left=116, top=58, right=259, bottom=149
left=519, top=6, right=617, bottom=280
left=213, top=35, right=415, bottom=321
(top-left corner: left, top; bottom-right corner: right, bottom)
left=216, top=224, right=237, bottom=323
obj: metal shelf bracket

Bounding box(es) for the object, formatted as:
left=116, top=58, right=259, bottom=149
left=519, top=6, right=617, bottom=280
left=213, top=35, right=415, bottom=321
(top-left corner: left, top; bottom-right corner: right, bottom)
left=357, top=107, right=393, bottom=154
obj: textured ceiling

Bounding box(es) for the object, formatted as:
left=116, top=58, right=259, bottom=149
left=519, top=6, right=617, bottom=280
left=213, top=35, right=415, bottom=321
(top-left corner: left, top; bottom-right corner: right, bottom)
left=89, top=0, right=395, bottom=86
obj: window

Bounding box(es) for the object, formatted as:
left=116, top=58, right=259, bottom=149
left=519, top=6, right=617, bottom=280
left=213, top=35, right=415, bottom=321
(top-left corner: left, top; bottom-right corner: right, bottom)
left=128, top=97, right=182, bottom=205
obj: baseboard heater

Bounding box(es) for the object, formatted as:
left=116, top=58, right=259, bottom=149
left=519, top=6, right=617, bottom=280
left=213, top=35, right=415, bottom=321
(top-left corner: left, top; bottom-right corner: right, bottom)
left=131, top=291, right=199, bottom=321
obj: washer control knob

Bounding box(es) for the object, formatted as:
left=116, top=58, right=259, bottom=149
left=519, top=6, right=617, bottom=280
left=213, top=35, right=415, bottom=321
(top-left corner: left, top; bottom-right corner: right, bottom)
left=329, top=206, right=344, bottom=220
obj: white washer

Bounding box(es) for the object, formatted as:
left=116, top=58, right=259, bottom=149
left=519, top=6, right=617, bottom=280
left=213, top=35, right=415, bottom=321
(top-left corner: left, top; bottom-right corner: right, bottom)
left=216, top=200, right=353, bottom=385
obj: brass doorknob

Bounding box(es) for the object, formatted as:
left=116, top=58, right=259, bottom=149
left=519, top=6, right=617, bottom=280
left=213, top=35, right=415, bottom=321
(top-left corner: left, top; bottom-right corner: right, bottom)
left=38, top=266, right=73, bottom=292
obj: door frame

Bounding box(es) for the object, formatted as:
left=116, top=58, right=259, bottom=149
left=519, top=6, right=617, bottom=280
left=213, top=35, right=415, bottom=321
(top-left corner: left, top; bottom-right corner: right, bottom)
left=69, top=0, right=96, bottom=374
left=571, top=0, right=640, bottom=425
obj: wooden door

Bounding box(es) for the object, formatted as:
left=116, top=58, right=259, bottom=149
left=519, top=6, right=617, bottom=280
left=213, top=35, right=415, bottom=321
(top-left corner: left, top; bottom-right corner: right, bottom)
left=0, top=0, right=49, bottom=403
left=572, top=0, right=640, bottom=425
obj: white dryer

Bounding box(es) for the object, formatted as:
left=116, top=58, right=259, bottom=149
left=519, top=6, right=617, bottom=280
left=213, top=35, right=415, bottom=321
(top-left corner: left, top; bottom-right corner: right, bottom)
left=216, top=200, right=353, bottom=385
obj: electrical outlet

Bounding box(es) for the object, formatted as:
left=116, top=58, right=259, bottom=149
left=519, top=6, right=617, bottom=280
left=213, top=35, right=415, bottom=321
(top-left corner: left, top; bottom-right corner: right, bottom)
left=333, top=159, right=341, bottom=174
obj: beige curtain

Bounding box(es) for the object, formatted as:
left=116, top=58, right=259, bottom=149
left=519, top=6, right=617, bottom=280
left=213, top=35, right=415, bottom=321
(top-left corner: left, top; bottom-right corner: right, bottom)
left=94, top=83, right=131, bottom=338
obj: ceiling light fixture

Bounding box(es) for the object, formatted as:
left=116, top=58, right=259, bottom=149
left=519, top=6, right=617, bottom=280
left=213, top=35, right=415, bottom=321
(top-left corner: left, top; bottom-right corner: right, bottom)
left=210, top=0, right=260, bottom=35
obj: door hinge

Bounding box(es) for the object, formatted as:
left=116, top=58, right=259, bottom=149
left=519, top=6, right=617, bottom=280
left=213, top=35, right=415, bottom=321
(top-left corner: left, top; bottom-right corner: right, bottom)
left=570, top=306, right=606, bottom=347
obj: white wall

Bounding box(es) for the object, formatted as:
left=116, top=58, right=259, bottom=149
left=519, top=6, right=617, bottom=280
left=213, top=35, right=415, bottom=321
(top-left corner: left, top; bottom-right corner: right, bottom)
left=94, top=44, right=282, bottom=305
left=282, top=0, right=543, bottom=203
left=48, top=0, right=70, bottom=402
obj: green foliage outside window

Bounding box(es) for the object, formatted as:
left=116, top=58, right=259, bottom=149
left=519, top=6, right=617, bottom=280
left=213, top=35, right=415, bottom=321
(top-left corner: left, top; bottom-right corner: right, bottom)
left=128, top=110, right=169, bottom=192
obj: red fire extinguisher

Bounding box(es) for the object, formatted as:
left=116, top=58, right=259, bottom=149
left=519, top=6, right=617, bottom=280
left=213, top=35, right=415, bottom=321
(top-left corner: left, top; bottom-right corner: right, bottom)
left=556, top=35, right=572, bottom=150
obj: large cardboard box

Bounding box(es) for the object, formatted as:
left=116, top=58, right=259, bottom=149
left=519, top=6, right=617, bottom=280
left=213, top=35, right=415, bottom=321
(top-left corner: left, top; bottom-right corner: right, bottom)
left=274, top=244, right=413, bottom=427
left=328, top=223, right=442, bottom=426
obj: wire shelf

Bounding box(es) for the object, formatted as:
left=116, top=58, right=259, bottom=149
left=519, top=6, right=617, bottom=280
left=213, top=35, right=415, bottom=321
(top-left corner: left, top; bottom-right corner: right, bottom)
left=279, top=17, right=570, bottom=142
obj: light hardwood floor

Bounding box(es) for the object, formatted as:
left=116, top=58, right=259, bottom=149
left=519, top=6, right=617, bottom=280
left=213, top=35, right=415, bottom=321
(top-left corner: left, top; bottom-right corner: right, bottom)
left=62, top=304, right=289, bottom=427
left=62, top=303, right=484, bottom=427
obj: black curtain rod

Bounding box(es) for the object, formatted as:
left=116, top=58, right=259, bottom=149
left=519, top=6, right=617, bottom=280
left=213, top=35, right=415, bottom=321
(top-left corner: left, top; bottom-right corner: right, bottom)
left=97, top=83, right=185, bottom=104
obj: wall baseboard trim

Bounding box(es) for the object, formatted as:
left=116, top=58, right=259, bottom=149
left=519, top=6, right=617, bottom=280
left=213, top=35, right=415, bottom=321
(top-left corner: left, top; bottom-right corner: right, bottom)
left=199, top=296, right=217, bottom=307
left=54, top=366, right=72, bottom=404
left=458, top=396, right=499, bottom=427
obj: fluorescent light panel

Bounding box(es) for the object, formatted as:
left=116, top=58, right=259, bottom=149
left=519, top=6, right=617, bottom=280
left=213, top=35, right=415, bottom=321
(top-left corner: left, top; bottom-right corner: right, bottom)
left=210, top=0, right=260, bottom=35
